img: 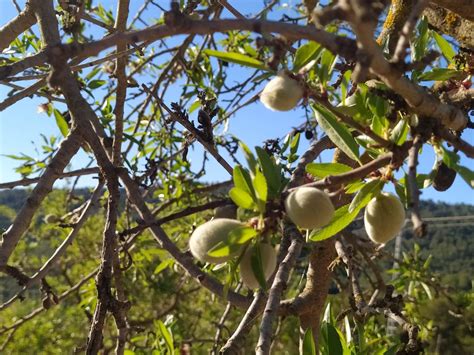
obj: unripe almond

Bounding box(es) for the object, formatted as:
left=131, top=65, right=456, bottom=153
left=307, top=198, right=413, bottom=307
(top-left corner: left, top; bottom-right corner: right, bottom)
left=284, top=187, right=335, bottom=229
left=260, top=71, right=304, bottom=111
left=189, top=218, right=245, bottom=263
left=364, top=192, right=405, bottom=244
left=240, top=243, right=277, bottom=289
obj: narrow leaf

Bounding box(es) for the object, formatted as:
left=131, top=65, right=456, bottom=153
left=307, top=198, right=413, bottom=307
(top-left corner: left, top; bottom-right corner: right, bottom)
left=228, top=226, right=259, bottom=245
left=418, top=68, right=462, bottom=81
left=255, top=146, right=281, bottom=197
left=204, top=50, right=268, bottom=70
left=320, top=322, right=343, bottom=355
left=53, top=109, right=69, bottom=137
left=250, top=242, right=267, bottom=289
left=313, top=105, right=360, bottom=163
left=348, top=179, right=383, bottom=213
left=310, top=204, right=360, bottom=242
left=88, top=79, right=106, bottom=89
left=253, top=170, right=268, bottom=211
left=390, top=118, right=409, bottom=145
left=156, top=321, right=173, bottom=354
left=229, top=187, right=255, bottom=210
left=432, top=31, right=456, bottom=63
left=208, top=227, right=258, bottom=257
left=232, top=166, right=255, bottom=197
left=302, top=328, right=317, bottom=355
left=239, top=141, right=258, bottom=173
left=455, top=165, right=474, bottom=188
left=306, top=162, right=352, bottom=178
left=290, top=132, right=301, bottom=155
left=293, top=41, right=321, bottom=71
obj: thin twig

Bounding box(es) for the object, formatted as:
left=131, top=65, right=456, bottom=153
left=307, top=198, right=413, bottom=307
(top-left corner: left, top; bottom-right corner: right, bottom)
left=0, top=183, right=104, bottom=312
left=0, top=167, right=99, bottom=189
left=407, top=136, right=426, bottom=237
left=143, top=84, right=234, bottom=175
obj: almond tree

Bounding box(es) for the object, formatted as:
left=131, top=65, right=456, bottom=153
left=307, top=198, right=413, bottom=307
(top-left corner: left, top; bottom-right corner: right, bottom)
left=0, top=0, right=473, bottom=353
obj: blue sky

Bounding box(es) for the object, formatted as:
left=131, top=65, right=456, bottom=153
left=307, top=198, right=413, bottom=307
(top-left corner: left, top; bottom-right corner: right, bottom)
left=1, top=1, right=473, bottom=204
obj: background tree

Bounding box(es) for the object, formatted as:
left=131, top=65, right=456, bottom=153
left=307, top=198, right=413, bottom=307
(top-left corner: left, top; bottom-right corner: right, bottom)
left=0, top=0, right=473, bottom=354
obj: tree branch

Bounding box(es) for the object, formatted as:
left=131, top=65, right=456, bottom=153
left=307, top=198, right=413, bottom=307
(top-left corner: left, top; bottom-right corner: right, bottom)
left=423, top=4, right=474, bottom=50
left=0, top=183, right=103, bottom=312
left=407, top=136, right=427, bottom=237
left=0, top=0, right=37, bottom=52
left=255, top=224, right=304, bottom=355
left=0, top=130, right=82, bottom=267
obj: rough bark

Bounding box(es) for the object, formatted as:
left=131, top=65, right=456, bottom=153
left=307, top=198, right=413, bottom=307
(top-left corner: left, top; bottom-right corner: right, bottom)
left=424, top=4, right=474, bottom=50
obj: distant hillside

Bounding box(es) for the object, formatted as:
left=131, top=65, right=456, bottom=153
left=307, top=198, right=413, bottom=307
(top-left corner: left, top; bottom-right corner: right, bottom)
left=401, top=200, right=474, bottom=290
left=0, top=189, right=472, bottom=289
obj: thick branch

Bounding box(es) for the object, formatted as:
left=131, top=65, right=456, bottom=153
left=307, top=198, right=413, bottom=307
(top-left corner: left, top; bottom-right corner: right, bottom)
left=423, top=4, right=474, bottom=50
left=0, top=1, right=37, bottom=52
left=0, top=130, right=82, bottom=267
left=430, top=0, right=474, bottom=22
left=343, top=3, right=468, bottom=130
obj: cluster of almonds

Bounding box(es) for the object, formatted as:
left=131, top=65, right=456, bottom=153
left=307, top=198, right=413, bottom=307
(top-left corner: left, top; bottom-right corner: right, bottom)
left=189, top=218, right=277, bottom=289
left=189, top=187, right=406, bottom=289
left=188, top=72, right=407, bottom=288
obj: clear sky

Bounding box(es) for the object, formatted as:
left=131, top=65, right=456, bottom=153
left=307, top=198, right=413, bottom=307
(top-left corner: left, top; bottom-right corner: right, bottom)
left=1, top=1, right=473, bottom=204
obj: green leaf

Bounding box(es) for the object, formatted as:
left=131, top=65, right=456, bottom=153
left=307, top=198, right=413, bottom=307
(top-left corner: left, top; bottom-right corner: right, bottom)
left=87, top=79, right=107, bottom=89
left=318, top=49, right=337, bottom=87
left=421, top=281, right=433, bottom=300
left=208, top=227, right=258, bottom=257
left=3, top=154, right=33, bottom=161
left=455, top=165, right=474, bottom=188
left=390, top=117, right=409, bottom=145
left=239, top=141, right=258, bottom=173
left=53, top=109, right=69, bottom=137
left=413, top=17, right=429, bottom=61
left=229, top=187, right=255, bottom=210
left=432, top=31, right=456, bottom=63
left=253, top=170, right=268, bottom=212
left=293, top=41, right=321, bottom=71
left=255, top=146, right=281, bottom=197
left=156, top=320, right=173, bottom=354
left=320, top=322, right=343, bottom=355
left=290, top=132, right=301, bottom=155
left=441, top=146, right=460, bottom=168
left=302, top=328, right=317, bottom=355
left=418, top=68, right=462, bottom=81
left=250, top=242, right=267, bottom=289
left=232, top=165, right=255, bottom=196
left=204, top=49, right=268, bottom=70
left=153, top=259, right=173, bottom=275
left=348, top=179, right=383, bottom=213
left=395, top=182, right=407, bottom=208
left=345, top=180, right=366, bottom=194
left=313, top=105, right=360, bottom=163
left=228, top=226, right=259, bottom=245
left=306, top=162, right=352, bottom=178
left=310, top=204, right=360, bottom=242
left=85, top=66, right=101, bottom=81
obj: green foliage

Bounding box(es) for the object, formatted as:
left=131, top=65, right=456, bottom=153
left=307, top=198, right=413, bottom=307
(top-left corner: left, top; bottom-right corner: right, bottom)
left=313, top=105, right=360, bottom=164
left=1, top=1, right=472, bottom=353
